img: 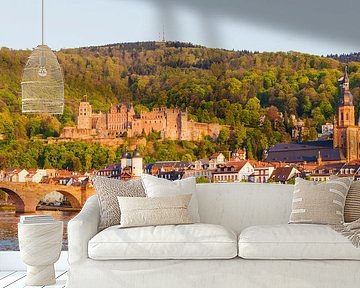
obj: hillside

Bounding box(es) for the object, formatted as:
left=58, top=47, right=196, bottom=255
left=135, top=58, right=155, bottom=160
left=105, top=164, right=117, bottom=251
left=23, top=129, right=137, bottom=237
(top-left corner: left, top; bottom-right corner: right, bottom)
left=1, top=41, right=360, bottom=169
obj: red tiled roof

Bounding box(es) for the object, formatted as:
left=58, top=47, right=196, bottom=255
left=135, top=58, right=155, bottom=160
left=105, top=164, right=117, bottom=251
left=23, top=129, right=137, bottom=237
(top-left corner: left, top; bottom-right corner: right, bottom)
left=271, top=167, right=295, bottom=181
left=210, top=153, right=222, bottom=159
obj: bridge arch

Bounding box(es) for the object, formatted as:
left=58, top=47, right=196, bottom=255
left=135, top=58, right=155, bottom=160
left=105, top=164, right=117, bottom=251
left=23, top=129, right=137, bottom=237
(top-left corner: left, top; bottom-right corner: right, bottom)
left=52, top=190, right=81, bottom=209
left=0, top=187, right=25, bottom=213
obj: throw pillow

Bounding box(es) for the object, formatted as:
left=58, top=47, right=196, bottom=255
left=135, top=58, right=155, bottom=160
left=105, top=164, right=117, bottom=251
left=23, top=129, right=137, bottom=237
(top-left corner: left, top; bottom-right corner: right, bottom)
left=141, top=174, right=200, bottom=222
left=345, top=181, right=360, bottom=223
left=329, top=175, right=360, bottom=223
left=91, top=176, right=146, bottom=229
left=289, top=177, right=352, bottom=225
left=117, top=194, right=194, bottom=228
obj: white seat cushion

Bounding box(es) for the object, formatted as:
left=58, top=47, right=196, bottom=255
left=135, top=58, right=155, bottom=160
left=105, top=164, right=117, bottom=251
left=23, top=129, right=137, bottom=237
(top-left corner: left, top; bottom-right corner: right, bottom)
left=238, top=224, right=360, bottom=260
left=89, top=223, right=237, bottom=260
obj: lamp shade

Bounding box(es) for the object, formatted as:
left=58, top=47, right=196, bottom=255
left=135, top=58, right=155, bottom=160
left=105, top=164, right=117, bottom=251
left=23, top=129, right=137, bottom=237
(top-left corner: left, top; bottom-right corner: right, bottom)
left=21, top=45, right=64, bottom=114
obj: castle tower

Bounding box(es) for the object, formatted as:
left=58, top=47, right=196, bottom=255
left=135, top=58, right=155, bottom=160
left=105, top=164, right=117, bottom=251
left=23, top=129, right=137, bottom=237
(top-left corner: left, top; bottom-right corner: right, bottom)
left=131, top=146, right=143, bottom=177
left=77, top=96, right=93, bottom=129
left=333, top=66, right=359, bottom=161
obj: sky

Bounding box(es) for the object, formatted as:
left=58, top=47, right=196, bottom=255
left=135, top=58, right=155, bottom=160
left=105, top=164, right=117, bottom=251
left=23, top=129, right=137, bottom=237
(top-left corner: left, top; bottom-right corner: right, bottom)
left=0, top=0, right=359, bottom=55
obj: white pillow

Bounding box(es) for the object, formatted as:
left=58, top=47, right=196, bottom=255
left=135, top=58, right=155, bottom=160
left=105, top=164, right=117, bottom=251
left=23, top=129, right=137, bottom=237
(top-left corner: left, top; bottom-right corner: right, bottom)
left=141, top=174, right=200, bottom=222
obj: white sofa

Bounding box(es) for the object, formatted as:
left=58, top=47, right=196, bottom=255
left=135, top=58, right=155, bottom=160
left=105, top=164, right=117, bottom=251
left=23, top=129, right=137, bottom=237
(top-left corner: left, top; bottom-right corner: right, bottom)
left=66, top=182, right=360, bottom=288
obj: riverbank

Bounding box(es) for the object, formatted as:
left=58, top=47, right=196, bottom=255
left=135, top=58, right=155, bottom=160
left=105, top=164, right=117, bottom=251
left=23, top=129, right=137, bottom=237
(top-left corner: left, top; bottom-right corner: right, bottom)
left=36, top=206, right=81, bottom=212
left=0, top=205, right=15, bottom=212
left=0, top=210, right=78, bottom=251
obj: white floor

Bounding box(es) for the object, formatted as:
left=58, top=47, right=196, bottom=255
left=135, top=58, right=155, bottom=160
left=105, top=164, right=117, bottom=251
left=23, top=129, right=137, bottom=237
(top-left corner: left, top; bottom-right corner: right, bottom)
left=0, top=271, right=67, bottom=288
left=0, top=252, right=69, bottom=288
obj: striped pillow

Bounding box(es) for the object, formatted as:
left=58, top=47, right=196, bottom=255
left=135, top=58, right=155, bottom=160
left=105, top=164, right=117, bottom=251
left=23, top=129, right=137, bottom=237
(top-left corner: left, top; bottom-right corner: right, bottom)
left=289, top=177, right=352, bottom=225
left=345, top=181, right=360, bottom=223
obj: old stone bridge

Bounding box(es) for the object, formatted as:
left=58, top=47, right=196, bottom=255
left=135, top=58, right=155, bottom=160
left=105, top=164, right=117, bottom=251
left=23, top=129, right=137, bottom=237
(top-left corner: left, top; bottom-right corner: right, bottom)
left=0, top=181, right=95, bottom=213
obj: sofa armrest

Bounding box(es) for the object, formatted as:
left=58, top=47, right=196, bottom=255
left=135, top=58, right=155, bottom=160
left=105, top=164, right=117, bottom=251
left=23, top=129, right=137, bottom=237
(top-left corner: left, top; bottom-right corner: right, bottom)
left=67, top=195, right=100, bottom=264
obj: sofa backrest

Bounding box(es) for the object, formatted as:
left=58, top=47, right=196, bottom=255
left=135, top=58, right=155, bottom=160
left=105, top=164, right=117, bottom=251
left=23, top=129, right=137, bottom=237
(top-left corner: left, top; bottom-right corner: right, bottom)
left=196, top=182, right=294, bottom=234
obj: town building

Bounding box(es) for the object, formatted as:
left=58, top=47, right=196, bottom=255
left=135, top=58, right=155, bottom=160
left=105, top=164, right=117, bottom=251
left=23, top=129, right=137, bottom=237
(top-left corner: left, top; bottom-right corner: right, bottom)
left=96, top=164, right=122, bottom=179
left=209, top=153, right=226, bottom=169
left=193, top=159, right=210, bottom=170
left=2, top=168, right=22, bottom=182
left=183, top=169, right=212, bottom=181
left=321, top=123, right=334, bottom=136
left=61, top=98, right=221, bottom=141
left=310, top=162, right=360, bottom=181
left=145, top=161, right=193, bottom=176
left=157, top=170, right=185, bottom=181
left=231, top=149, right=247, bottom=161
left=248, top=162, right=275, bottom=183
left=212, top=161, right=254, bottom=183
left=269, top=166, right=300, bottom=184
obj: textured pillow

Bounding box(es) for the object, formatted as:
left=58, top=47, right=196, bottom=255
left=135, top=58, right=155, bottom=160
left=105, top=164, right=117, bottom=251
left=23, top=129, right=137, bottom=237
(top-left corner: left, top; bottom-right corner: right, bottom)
left=345, top=181, right=360, bottom=223
left=117, top=194, right=194, bottom=228
left=289, top=177, right=352, bottom=225
left=91, top=176, right=146, bottom=229
left=141, top=174, right=200, bottom=222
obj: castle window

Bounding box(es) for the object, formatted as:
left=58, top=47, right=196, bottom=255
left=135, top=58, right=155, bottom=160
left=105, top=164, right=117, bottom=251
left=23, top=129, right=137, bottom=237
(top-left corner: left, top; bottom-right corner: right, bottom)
left=341, top=112, right=344, bottom=121
left=346, top=113, right=349, bottom=121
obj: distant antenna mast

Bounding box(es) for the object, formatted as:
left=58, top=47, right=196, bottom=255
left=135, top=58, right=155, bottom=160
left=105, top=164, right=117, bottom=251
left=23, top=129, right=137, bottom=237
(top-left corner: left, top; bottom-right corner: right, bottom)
left=162, top=24, right=165, bottom=42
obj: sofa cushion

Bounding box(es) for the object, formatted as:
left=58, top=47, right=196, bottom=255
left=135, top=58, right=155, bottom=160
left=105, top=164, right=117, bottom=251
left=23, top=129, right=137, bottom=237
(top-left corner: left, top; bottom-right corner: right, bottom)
left=118, top=194, right=193, bottom=228
left=289, top=177, right=352, bottom=225
left=141, top=174, right=200, bottom=222
left=238, top=224, right=360, bottom=260
left=88, top=223, right=237, bottom=260
left=345, top=181, right=360, bottom=223
left=91, top=176, right=146, bottom=230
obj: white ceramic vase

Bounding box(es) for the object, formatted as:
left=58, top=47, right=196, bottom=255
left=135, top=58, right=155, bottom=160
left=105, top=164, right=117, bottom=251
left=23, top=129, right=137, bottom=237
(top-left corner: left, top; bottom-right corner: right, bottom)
left=18, top=221, right=63, bottom=286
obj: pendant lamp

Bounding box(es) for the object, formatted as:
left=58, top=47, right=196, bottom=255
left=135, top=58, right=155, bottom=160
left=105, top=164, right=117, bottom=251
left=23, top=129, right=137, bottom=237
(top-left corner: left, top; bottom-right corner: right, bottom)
left=21, top=0, right=64, bottom=114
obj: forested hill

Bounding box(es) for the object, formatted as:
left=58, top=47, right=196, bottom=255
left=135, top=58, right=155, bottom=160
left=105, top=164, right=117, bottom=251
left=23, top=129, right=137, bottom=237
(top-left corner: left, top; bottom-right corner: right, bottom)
left=1, top=41, right=360, bottom=143
left=328, top=53, right=360, bottom=63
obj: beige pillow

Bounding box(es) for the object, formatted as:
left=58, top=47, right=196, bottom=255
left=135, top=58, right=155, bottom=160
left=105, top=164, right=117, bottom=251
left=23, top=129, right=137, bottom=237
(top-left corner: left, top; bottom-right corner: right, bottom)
left=345, top=181, right=360, bottom=223
left=118, top=194, right=194, bottom=228
left=91, top=176, right=146, bottom=230
left=289, top=177, right=352, bottom=225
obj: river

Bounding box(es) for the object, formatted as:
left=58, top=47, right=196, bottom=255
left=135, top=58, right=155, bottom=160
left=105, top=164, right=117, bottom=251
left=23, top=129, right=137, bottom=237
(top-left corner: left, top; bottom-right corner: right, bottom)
left=0, top=210, right=78, bottom=251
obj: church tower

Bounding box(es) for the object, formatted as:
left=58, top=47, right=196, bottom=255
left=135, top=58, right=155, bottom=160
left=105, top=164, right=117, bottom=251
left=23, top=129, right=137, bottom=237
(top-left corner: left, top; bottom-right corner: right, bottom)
left=333, top=67, right=359, bottom=161
left=338, top=67, right=355, bottom=128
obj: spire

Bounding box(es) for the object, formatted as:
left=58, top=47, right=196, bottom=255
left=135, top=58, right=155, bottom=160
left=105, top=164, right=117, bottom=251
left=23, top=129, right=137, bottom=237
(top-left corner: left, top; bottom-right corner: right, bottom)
left=133, top=145, right=142, bottom=158
left=317, top=150, right=322, bottom=166
left=338, top=65, right=353, bottom=106
left=344, top=65, right=349, bottom=83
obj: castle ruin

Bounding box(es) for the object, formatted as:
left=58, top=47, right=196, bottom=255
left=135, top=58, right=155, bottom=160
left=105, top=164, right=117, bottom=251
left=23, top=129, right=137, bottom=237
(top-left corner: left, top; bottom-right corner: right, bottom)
left=61, top=99, right=221, bottom=141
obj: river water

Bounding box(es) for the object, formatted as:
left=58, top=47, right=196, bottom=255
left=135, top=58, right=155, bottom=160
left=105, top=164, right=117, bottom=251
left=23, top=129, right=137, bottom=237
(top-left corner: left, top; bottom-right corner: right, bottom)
left=0, top=210, right=78, bottom=251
